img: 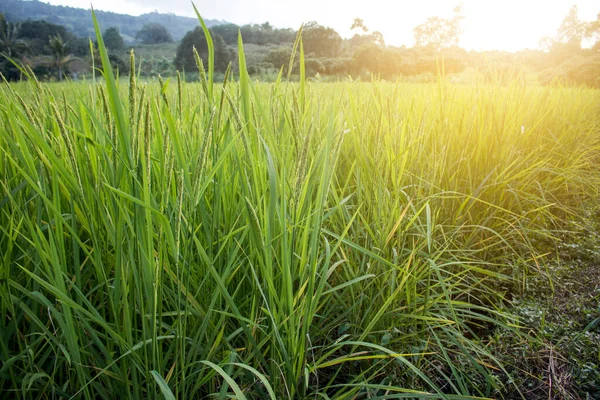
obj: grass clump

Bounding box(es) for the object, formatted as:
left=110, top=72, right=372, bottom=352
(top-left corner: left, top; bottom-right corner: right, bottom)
left=1, top=8, right=600, bottom=399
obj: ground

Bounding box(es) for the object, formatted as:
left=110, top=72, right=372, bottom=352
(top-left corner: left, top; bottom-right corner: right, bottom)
left=496, top=204, right=600, bottom=399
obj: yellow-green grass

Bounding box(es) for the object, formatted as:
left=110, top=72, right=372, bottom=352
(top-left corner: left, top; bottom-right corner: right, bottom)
left=0, top=12, right=599, bottom=399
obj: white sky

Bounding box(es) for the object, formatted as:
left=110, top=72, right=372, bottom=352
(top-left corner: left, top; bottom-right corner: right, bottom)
left=45, top=0, right=599, bottom=51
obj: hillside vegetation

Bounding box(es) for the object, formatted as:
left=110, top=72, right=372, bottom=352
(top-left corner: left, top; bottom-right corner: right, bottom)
left=0, top=0, right=223, bottom=41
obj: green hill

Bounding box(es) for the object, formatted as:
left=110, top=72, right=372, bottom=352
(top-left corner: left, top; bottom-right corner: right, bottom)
left=0, top=0, right=225, bottom=42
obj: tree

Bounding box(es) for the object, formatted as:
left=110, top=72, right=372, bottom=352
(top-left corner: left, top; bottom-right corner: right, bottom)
left=210, top=23, right=239, bottom=45
left=302, top=22, right=343, bottom=57
left=103, top=27, right=124, bottom=52
left=174, top=27, right=233, bottom=72
left=413, top=4, right=464, bottom=51
left=556, top=5, right=586, bottom=47
left=351, top=18, right=368, bottom=33
left=263, top=47, right=293, bottom=71
left=585, top=12, right=600, bottom=51
left=34, top=34, right=80, bottom=81
left=0, top=19, right=29, bottom=58
left=230, top=23, right=295, bottom=45
left=348, top=18, right=385, bottom=49
left=135, top=23, right=173, bottom=44
left=352, top=44, right=401, bottom=78
left=540, top=6, right=593, bottom=65
left=272, top=27, right=296, bottom=44
left=0, top=14, right=30, bottom=80
left=353, top=43, right=384, bottom=74
left=17, top=20, right=67, bottom=54
left=46, top=34, right=80, bottom=81
left=240, top=23, right=275, bottom=45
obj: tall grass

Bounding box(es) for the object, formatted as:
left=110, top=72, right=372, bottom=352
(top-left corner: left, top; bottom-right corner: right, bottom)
left=1, top=9, right=599, bottom=399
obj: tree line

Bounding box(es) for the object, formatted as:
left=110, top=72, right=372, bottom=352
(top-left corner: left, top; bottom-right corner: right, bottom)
left=1, top=5, right=599, bottom=87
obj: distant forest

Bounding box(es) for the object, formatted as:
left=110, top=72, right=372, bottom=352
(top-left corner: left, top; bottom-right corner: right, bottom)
left=0, top=0, right=224, bottom=41
left=0, top=0, right=599, bottom=88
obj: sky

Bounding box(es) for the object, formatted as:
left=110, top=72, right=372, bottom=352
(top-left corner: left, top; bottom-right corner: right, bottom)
left=44, top=0, right=599, bottom=51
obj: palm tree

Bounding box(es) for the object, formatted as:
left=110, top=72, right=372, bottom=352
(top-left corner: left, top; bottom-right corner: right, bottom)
left=0, top=20, right=29, bottom=59
left=38, top=34, right=79, bottom=81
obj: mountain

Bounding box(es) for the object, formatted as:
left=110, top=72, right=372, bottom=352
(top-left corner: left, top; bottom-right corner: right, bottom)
left=0, top=0, right=226, bottom=42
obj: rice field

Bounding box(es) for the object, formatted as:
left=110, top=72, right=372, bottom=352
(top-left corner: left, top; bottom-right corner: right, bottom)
left=1, top=13, right=599, bottom=399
